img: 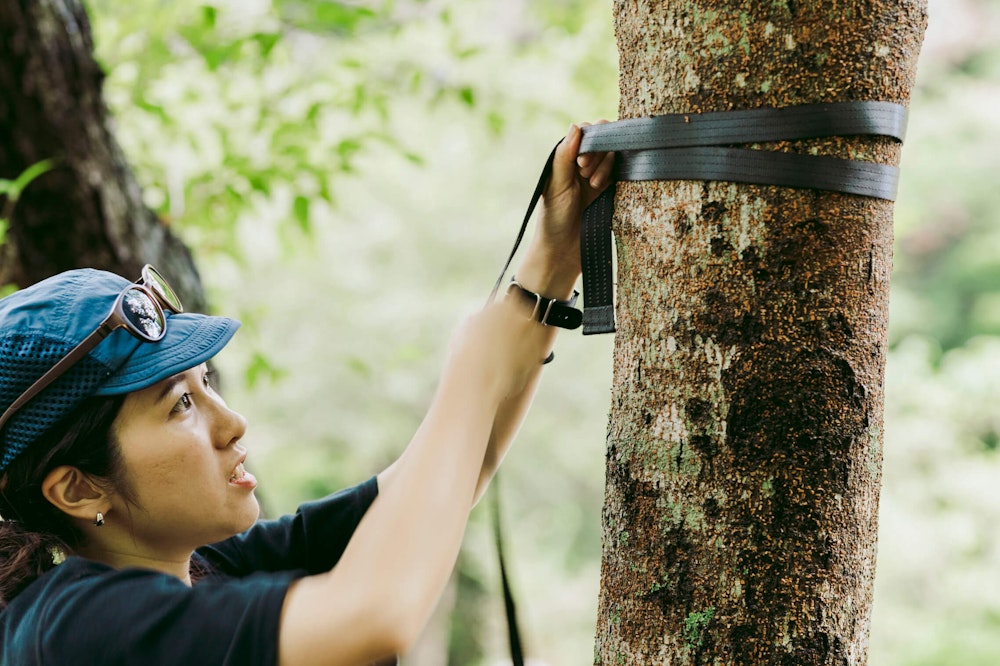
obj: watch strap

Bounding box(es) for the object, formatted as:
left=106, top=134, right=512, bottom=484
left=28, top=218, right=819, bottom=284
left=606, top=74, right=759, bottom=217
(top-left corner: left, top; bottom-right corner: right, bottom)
left=506, top=279, right=582, bottom=330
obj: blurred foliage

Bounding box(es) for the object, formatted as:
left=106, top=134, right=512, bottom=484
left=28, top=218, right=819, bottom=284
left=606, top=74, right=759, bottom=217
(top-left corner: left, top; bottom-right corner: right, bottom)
left=82, top=0, right=1000, bottom=663
left=890, top=0, right=1000, bottom=352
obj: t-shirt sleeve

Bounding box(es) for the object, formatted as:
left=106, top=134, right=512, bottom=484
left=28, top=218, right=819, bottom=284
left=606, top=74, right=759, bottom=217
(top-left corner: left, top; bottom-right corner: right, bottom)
left=197, top=475, right=379, bottom=577
left=29, top=561, right=293, bottom=666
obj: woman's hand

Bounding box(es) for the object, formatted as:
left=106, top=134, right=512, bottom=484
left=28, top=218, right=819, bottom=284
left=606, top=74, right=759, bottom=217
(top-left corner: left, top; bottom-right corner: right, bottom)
left=518, top=122, right=615, bottom=299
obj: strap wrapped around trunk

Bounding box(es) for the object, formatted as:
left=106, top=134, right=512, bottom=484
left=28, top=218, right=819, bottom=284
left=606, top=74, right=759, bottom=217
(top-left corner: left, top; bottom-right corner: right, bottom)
left=491, top=100, right=909, bottom=335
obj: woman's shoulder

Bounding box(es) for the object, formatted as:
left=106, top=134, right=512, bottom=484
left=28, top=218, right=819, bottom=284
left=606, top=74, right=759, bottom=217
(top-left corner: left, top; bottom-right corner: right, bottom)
left=11, top=556, right=186, bottom=603
left=2, top=557, right=292, bottom=666
left=5, top=556, right=126, bottom=611
left=2, top=556, right=181, bottom=637
left=1, top=558, right=153, bottom=665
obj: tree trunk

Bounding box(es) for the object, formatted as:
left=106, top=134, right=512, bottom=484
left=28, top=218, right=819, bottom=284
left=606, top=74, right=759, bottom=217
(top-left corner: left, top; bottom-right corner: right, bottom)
left=0, top=0, right=205, bottom=307
left=596, top=2, right=926, bottom=664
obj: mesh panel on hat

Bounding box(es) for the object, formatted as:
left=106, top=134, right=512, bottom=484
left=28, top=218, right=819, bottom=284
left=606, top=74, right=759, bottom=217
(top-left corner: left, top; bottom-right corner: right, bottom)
left=0, top=334, right=112, bottom=471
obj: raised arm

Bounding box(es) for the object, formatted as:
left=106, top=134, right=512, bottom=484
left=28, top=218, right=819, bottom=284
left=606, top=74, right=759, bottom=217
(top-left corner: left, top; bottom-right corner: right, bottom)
left=275, top=123, right=612, bottom=665
left=474, top=122, right=615, bottom=503
left=277, top=297, right=556, bottom=665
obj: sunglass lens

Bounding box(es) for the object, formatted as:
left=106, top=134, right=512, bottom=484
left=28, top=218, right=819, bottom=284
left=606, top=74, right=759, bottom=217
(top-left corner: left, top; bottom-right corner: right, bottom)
left=142, top=266, right=183, bottom=313
left=121, top=288, right=165, bottom=340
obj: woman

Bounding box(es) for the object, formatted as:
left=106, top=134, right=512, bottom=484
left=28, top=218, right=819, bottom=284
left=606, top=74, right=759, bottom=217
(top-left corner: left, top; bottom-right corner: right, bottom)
left=0, top=124, right=613, bottom=665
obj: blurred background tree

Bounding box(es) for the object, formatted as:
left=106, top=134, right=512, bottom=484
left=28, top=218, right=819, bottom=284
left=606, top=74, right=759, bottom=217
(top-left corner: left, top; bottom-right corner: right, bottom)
left=2, top=0, right=998, bottom=663
left=0, top=0, right=207, bottom=308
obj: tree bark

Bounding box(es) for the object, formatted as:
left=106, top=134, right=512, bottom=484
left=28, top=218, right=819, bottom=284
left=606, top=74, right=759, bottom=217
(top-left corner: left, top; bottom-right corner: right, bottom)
left=0, top=0, right=205, bottom=308
left=596, top=2, right=926, bottom=664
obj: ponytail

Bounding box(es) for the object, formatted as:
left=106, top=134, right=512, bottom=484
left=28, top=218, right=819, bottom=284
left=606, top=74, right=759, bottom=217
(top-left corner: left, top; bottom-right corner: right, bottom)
left=0, top=395, right=127, bottom=608
left=0, top=519, right=68, bottom=608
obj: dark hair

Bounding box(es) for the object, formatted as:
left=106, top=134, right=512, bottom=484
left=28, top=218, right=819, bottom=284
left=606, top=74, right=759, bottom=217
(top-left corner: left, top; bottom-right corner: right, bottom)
left=0, top=395, right=128, bottom=608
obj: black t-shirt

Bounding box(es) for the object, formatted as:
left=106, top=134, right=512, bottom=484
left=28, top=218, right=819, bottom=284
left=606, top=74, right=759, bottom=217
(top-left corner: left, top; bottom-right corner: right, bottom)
left=1, top=476, right=379, bottom=665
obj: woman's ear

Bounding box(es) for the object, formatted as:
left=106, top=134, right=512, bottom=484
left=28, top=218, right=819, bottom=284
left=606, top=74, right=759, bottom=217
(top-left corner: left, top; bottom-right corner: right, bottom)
left=40, top=465, right=111, bottom=521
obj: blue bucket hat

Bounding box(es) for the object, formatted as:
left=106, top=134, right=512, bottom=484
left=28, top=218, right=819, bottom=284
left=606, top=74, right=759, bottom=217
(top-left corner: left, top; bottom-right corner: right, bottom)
left=0, top=268, right=240, bottom=472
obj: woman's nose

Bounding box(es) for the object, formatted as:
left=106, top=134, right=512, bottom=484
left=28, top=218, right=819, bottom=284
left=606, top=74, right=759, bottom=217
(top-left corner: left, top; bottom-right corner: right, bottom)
left=213, top=399, right=248, bottom=448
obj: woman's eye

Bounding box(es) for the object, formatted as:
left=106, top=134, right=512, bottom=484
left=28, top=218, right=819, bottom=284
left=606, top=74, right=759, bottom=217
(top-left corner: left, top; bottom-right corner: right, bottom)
left=203, top=370, right=217, bottom=390
left=172, top=393, right=194, bottom=414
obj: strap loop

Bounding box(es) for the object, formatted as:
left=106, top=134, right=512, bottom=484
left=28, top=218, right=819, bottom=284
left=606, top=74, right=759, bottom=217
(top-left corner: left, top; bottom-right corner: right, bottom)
left=491, top=100, right=909, bottom=334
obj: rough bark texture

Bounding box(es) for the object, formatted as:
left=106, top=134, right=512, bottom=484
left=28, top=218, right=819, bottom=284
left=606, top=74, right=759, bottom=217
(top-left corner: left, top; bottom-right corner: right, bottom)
left=596, top=2, right=926, bottom=664
left=0, top=0, right=206, bottom=307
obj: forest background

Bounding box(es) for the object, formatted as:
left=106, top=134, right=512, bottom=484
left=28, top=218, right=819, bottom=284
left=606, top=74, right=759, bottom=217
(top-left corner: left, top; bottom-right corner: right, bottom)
left=24, top=0, right=1000, bottom=663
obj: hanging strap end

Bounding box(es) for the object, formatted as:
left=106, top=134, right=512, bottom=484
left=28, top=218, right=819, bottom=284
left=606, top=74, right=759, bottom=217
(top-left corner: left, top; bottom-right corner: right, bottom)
left=582, top=305, right=616, bottom=335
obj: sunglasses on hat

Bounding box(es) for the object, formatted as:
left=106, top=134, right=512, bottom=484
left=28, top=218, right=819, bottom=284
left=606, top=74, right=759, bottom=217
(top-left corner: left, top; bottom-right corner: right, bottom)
left=0, top=265, right=183, bottom=435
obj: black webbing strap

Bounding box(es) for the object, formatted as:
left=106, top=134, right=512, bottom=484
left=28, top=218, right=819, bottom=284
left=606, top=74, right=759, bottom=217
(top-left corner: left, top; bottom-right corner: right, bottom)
left=492, top=100, right=909, bottom=335
left=492, top=476, right=525, bottom=666
left=577, top=101, right=906, bottom=151
left=483, top=145, right=554, bottom=665
left=488, top=143, right=560, bottom=305
left=578, top=100, right=907, bottom=334
left=581, top=181, right=618, bottom=334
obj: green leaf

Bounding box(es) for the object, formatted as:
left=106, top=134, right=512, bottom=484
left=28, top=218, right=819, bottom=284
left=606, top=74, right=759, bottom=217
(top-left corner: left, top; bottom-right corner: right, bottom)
left=177, top=24, right=205, bottom=49
left=248, top=175, right=271, bottom=195
left=455, top=46, right=483, bottom=60
left=350, top=84, right=367, bottom=115
left=293, top=195, right=310, bottom=232
left=202, top=5, right=217, bottom=29
left=177, top=23, right=241, bottom=70
left=306, top=102, right=323, bottom=124
left=0, top=218, right=7, bottom=244
left=458, top=86, right=475, bottom=107
left=336, top=138, right=363, bottom=160
left=346, top=356, right=371, bottom=378
left=313, top=3, right=377, bottom=33
left=253, top=32, right=281, bottom=58
left=275, top=1, right=380, bottom=34
left=244, top=351, right=285, bottom=389
left=408, top=69, right=424, bottom=93
left=4, top=159, right=57, bottom=200
left=135, top=97, right=170, bottom=123
left=487, top=110, right=505, bottom=135
left=317, top=178, right=333, bottom=204
left=224, top=184, right=245, bottom=206
left=204, top=43, right=242, bottom=70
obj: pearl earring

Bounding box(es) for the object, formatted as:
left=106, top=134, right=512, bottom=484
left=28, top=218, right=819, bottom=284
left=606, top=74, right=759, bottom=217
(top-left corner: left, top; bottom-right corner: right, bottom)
left=94, top=512, right=104, bottom=527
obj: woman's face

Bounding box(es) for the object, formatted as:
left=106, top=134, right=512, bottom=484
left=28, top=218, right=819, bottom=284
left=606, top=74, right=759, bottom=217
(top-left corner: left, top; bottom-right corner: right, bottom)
left=110, top=363, right=259, bottom=552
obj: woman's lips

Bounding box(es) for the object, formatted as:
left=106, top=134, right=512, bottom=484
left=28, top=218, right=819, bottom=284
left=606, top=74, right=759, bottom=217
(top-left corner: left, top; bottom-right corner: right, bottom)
left=229, top=461, right=258, bottom=489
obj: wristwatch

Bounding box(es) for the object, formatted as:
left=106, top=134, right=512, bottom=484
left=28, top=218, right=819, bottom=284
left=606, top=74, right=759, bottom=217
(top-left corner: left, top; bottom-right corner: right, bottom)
left=505, top=277, right=583, bottom=330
